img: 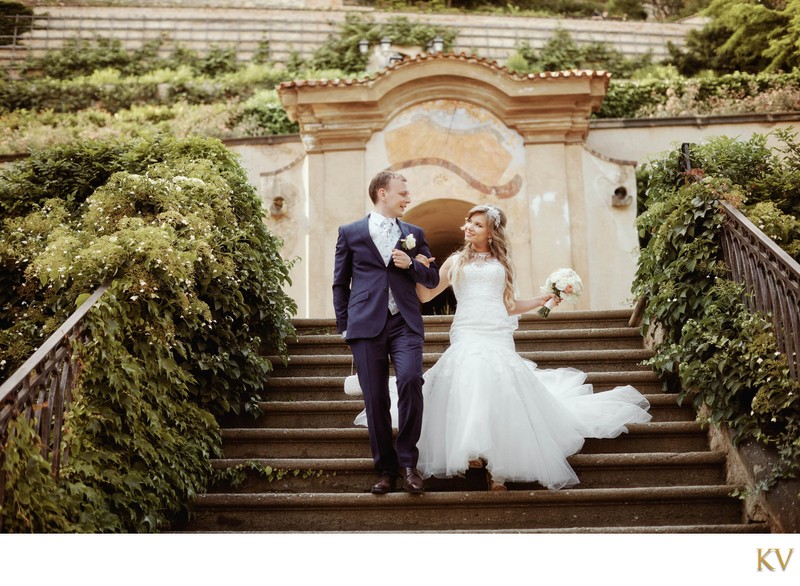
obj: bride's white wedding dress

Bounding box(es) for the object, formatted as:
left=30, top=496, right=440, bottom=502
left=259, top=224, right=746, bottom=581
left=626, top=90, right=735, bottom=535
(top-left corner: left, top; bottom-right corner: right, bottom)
left=354, top=258, right=652, bottom=490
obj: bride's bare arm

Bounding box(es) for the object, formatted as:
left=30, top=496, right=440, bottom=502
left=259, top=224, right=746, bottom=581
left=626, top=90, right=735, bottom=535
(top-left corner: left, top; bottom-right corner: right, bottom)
left=416, top=256, right=453, bottom=303
left=508, top=293, right=560, bottom=316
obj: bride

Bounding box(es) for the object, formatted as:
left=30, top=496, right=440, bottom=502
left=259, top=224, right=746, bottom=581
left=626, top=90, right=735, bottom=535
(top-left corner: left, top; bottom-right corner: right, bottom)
left=355, top=204, right=651, bottom=491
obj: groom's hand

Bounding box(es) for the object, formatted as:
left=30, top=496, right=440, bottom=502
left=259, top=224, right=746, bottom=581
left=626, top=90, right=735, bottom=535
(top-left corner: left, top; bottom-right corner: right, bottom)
left=391, top=249, right=413, bottom=269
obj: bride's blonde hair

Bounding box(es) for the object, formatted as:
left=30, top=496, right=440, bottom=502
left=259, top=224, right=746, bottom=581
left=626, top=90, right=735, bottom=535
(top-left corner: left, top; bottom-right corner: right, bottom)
left=448, top=204, right=516, bottom=310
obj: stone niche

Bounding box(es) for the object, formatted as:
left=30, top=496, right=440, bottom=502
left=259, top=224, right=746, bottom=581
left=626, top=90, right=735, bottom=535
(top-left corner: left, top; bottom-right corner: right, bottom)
left=277, top=53, right=639, bottom=318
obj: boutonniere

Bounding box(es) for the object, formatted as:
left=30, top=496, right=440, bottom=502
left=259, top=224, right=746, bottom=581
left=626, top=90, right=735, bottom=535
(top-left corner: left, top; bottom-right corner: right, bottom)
left=400, top=234, right=416, bottom=250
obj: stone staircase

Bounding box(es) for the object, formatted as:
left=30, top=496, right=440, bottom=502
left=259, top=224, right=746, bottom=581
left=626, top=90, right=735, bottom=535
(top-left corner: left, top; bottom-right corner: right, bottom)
left=183, top=309, right=769, bottom=533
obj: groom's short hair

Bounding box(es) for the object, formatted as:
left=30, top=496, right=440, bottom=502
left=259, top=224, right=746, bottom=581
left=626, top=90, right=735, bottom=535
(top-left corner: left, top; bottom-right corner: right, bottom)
left=368, top=171, right=406, bottom=204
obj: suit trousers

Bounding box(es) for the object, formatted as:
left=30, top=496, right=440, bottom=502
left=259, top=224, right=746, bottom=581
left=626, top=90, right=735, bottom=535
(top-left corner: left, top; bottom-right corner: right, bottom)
left=349, top=311, right=424, bottom=475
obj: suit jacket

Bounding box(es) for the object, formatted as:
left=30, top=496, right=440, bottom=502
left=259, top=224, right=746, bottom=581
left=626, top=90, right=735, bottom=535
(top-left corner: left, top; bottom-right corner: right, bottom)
left=333, top=216, right=440, bottom=340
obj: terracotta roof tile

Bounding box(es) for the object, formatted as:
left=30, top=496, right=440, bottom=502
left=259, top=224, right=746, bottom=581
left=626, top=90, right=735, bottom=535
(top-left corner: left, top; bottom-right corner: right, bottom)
left=277, top=52, right=610, bottom=90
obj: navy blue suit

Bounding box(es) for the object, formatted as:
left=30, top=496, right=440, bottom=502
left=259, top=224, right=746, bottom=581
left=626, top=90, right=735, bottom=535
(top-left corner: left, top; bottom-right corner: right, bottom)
left=333, top=215, right=439, bottom=474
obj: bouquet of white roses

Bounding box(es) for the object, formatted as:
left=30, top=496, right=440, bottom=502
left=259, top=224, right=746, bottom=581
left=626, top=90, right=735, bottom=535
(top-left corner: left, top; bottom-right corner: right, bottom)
left=538, top=268, right=583, bottom=317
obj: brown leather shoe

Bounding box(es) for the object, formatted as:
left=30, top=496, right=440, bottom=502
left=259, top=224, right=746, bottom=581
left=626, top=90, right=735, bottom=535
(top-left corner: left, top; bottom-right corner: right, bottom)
left=401, top=467, right=424, bottom=494
left=370, top=473, right=396, bottom=495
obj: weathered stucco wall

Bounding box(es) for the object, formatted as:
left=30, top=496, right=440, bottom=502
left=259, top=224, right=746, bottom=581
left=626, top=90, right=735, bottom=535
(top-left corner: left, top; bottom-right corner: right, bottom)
left=230, top=112, right=800, bottom=318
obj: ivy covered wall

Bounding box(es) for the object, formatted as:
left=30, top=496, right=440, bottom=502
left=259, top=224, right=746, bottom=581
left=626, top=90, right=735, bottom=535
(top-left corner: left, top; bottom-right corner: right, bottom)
left=0, top=135, right=296, bottom=531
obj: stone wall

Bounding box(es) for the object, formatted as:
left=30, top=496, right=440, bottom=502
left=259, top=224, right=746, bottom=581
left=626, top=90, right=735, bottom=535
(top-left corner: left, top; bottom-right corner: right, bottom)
left=5, top=4, right=699, bottom=66
left=225, top=113, right=800, bottom=318
left=22, top=0, right=344, bottom=8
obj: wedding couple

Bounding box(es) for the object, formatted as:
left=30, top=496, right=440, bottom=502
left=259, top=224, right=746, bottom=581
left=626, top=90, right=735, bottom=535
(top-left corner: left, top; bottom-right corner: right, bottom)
left=332, top=171, right=651, bottom=495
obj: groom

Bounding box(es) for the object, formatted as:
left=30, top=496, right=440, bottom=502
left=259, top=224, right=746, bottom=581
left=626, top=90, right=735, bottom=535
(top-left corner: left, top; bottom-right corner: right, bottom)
left=333, top=171, right=439, bottom=495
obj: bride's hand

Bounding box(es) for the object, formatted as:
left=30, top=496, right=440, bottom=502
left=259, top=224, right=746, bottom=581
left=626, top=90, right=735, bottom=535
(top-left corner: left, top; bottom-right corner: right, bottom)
left=415, top=254, right=435, bottom=268
left=545, top=293, right=562, bottom=306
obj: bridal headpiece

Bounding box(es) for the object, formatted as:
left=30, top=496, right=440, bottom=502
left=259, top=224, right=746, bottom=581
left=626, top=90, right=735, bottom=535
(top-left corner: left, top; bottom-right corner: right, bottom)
left=485, top=205, right=501, bottom=229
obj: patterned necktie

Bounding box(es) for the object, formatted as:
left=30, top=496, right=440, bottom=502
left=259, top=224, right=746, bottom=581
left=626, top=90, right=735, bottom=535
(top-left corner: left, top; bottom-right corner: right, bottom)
left=380, top=218, right=399, bottom=315
left=380, top=218, right=395, bottom=264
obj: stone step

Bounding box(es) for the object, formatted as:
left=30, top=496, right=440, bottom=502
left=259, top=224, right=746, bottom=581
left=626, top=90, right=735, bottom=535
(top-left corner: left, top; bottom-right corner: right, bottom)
left=429, top=524, right=769, bottom=533
left=208, top=451, right=727, bottom=493
left=292, top=310, right=635, bottom=336
left=221, top=394, right=693, bottom=429
left=187, top=303, right=758, bottom=534
left=220, top=422, right=708, bottom=459
left=263, top=370, right=667, bottom=401
left=287, top=326, right=645, bottom=355
left=186, top=485, right=744, bottom=532
left=181, top=523, right=768, bottom=534
left=268, top=349, right=654, bottom=377
left=186, top=304, right=760, bottom=534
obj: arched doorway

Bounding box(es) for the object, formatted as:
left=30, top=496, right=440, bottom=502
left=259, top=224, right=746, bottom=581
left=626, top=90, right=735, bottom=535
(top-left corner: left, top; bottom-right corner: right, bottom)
left=404, top=198, right=474, bottom=315
left=278, top=56, right=636, bottom=317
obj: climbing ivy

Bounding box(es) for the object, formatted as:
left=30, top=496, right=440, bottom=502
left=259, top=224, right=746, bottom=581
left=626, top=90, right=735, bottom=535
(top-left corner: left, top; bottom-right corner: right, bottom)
left=0, top=135, right=296, bottom=531
left=634, top=131, right=800, bottom=493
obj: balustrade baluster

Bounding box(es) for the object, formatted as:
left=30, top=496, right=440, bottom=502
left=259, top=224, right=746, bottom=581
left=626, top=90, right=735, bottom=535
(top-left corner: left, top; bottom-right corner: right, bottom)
left=720, top=201, right=800, bottom=380
left=0, top=285, right=108, bottom=522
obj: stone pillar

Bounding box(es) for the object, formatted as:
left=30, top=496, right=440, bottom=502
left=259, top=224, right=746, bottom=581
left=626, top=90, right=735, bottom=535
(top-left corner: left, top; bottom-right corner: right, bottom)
left=303, top=151, right=326, bottom=318
left=564, top=142, right=592, bottom=310
left=305, top=149, right=368, bottom=318
left=522, top=142, right=585, bottom=306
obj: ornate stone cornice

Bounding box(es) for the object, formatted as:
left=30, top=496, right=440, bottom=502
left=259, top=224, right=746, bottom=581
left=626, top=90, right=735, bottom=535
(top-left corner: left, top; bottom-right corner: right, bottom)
left=277, top=52, right=611, bottom=152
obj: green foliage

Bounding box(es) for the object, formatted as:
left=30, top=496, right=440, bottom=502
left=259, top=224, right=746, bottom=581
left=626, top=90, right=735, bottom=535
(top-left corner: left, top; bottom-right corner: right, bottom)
left=650, top=0, right=712, bottom=20
left=0, top=1, right=33, bottom=49
left=747, top=201, right=800, bottom=259
left=669, top=0, right=800, bottom=75
left=1, top=61, right=296, bottom=114
left=308, top=13, right=457, bottom=73
left=504, top=51, right=531, bottom=74
left=251, top=38, right=273, bottom=65
left=285, top=50, right=306, bottom=75
left=531, top=28, right=586, bottom=70
left=21, top=37, right=155, bottom=78
left=597, top=70, right=800, bottom=118
left=506, top=28, right=654, bottom=78
left=634, top=132, right=800, bottom=492
left=5, top=15, right=800, bottom=154
left=707, top=0, right=786, bottom=71
left=363, top=0, right=702, bottom=19
left=19, top=36, right=243, bottom=79
left=209, top=462, right=323, bottom=491
left=527, top=0, right=632, bottom=18
left=766, top=0, right=800, bottom=72
left=0, top=135, right=297, bottom=531
left=193, top=45, right=240, bottom=77
left=0, top=417, right=88, bottom=532
left=236, top=90, right=300, bottom=137
left=607, top=0, right=648, bottom=19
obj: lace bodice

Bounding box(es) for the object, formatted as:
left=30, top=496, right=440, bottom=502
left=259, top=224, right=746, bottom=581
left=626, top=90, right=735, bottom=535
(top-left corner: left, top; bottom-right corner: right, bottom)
left=450, top=259, right=518, bottom=347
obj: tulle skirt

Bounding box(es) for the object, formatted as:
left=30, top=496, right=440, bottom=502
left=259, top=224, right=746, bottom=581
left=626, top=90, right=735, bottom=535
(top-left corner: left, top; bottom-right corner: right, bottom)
left=355, top=335, right=652, bottom=490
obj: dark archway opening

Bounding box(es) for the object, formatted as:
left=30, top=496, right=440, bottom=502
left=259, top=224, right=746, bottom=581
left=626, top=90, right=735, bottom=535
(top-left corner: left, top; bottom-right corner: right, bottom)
left=404, top=198, right=474, bottom=316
